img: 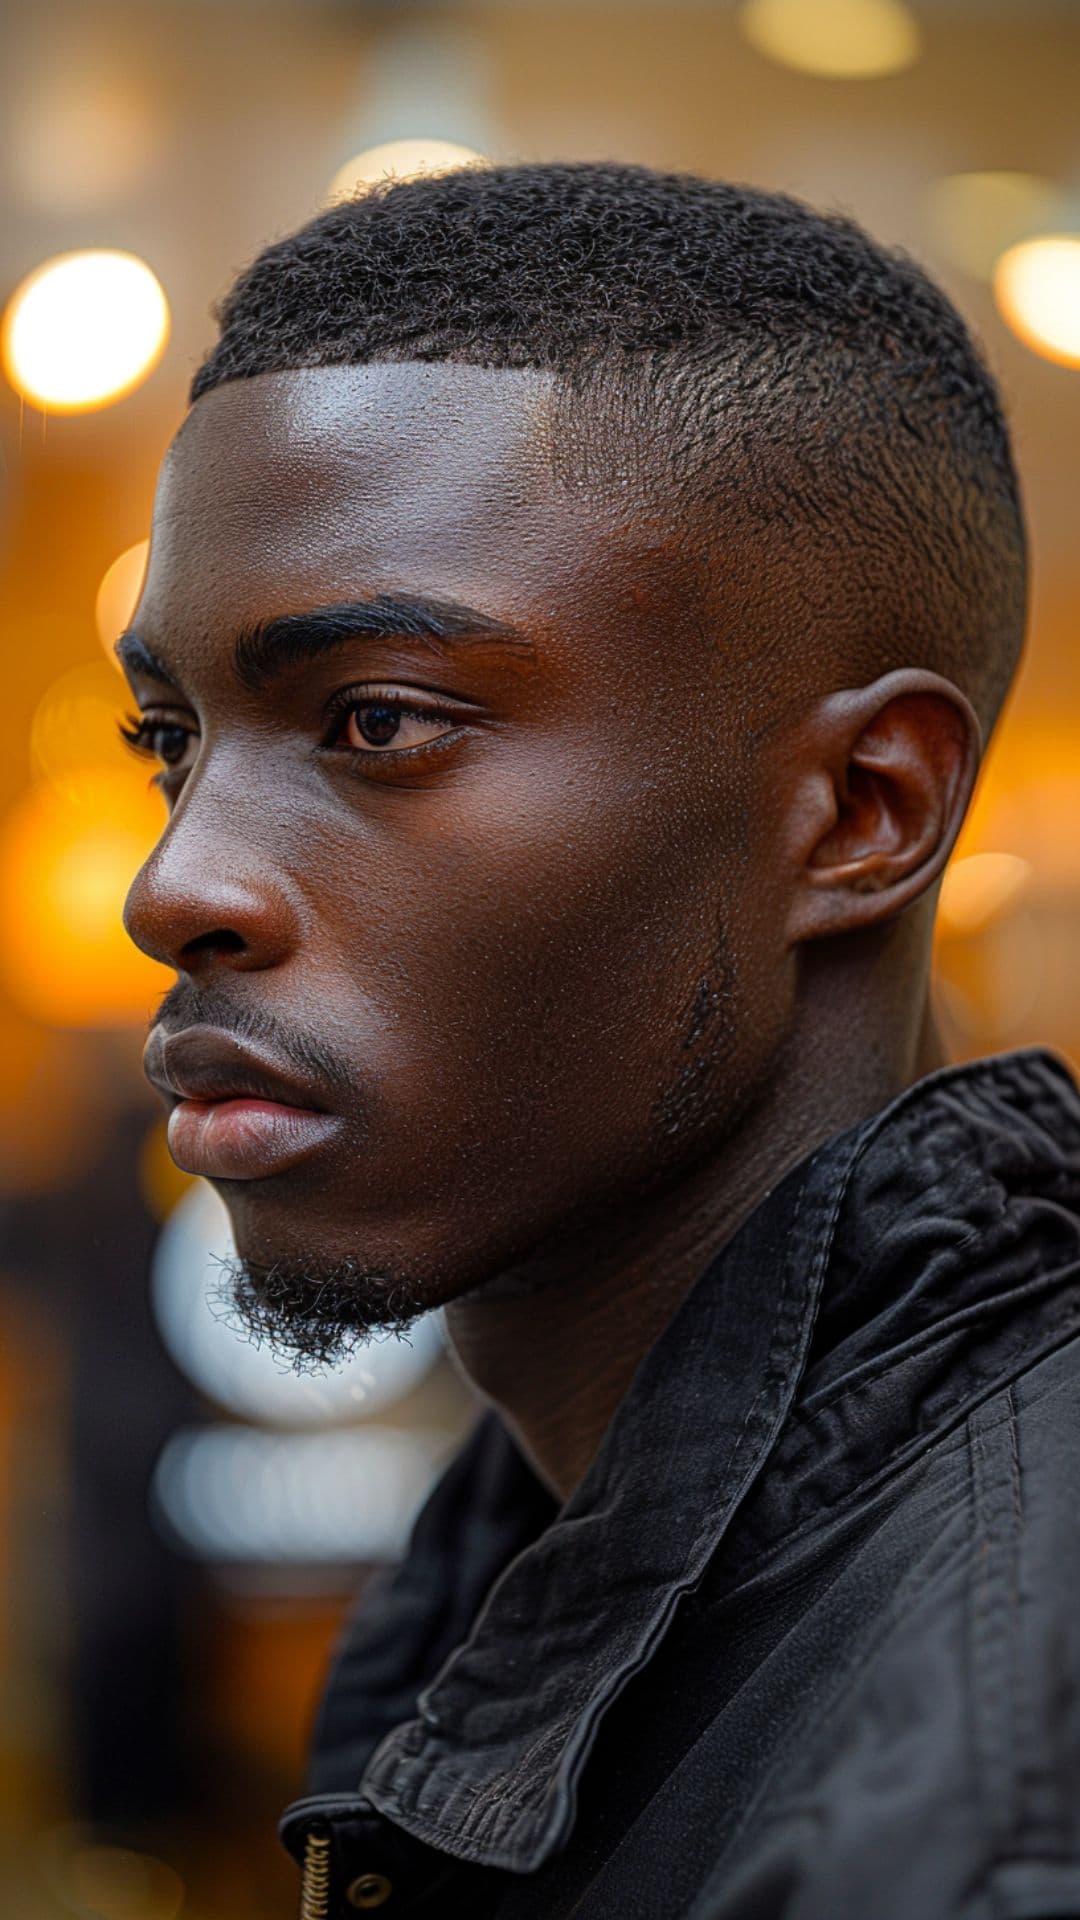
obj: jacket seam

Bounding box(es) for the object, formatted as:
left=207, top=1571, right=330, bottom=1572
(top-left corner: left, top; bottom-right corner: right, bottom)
left=967, top=1389, right=1023, bottom=1865
left=442, top=1169, right=822, bottom=1853
left=720, top=1310, right=1080, bottom=1588
left=370, top=1162, right=833, bottom=1859
left=695, top=1506, right=976, bottom=1902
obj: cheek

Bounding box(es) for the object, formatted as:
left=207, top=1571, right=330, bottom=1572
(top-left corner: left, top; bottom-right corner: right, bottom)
left=319, top=761, right=774, bottom=1183
left=225, top=751, right=795, bottom=1280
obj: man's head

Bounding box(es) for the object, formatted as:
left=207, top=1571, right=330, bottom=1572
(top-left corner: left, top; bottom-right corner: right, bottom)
left=122, top=163, right=1025, bottom=1364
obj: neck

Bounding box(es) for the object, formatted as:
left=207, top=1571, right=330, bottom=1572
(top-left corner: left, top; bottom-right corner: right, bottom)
left=446, top=953, right=946, bottom=1503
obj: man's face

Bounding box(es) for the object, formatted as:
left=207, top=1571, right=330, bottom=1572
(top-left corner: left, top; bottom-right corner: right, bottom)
left=123, top=363, right=793, bottom=1353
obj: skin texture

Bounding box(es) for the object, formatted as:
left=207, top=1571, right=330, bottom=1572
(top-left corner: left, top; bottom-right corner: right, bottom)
left=123, top=362, right=981, bottom=1498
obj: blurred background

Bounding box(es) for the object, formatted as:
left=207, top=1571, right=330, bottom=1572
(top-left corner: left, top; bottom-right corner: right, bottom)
left=0, top=0, right=1077, bottom=1914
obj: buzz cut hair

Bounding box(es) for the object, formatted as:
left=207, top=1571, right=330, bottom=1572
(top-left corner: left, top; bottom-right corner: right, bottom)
left=192, top=161, right=1026, bottom=734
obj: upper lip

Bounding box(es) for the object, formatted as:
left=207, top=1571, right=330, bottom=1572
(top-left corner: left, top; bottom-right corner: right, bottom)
left=143, top=1024, right=330, bottom=1112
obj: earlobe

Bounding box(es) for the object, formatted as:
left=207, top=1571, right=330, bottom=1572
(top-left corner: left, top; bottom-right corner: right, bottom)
left=785, top=670, right=982, bottom=947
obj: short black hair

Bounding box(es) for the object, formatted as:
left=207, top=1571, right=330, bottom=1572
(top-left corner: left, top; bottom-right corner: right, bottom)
left=192, top=162, right=1026, bottom=733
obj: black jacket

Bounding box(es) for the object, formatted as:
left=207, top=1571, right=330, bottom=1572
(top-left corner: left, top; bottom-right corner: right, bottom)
left=281, top=1048, right=1080, bottom=1918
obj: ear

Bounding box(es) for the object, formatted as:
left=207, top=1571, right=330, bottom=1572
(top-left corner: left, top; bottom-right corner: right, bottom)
left=784, top=669, right=982, bottom=946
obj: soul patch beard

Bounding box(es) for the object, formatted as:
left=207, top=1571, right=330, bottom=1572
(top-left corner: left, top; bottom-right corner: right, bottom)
left=210, top=949, right=741, bottom=1374
left=210, top=1251, right=431, bottom=1372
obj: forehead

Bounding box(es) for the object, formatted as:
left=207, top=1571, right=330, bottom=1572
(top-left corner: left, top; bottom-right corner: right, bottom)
left=142, top=362, right=624, bottom=636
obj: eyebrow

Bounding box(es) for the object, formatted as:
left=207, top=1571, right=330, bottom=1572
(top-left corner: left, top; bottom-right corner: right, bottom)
left=114, top=633, right=179, bottom=687
left=233, top=594, right=532, bottom=692
left=115, top=594, right=533, bottom=696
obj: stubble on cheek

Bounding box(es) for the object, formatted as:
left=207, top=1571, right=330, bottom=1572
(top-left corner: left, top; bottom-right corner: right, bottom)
left=650, top=939, right=740, bottom=1149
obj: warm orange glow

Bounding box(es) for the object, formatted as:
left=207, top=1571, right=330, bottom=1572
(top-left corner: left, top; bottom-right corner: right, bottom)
left=97, top=540, right=150, bottom=659
left=0, top=774, right=171, bottom=1027
left=139, top=1117, right=195, bottom=1221
left=66, top=1845, right=183, bottom=1920
left=31, top=661, right=137, bottom=807
left=993, top=235, right=1080, bottom=369
left=11, top=68, right=160, bottom=217
left=953, top=726, right=1080, bottom=889
left=939, top=853, right=1032, bottom=937
left=2, top=250, right=170, bottom=412
left=0, top=1023, right=105, bottom=1193
left=328, top=137, right=483, bottom=200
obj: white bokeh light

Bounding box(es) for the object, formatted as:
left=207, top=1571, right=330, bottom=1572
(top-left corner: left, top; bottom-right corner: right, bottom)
left=327, top=136, right=483, bottom=201
left=150, top=1180, right=443, bottom=1427
left=153, top=1424, right=446, bottom=1563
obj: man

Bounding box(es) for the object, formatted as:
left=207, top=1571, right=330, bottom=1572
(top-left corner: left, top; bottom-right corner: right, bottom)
left=121, top=164, right=1080, bottom=1918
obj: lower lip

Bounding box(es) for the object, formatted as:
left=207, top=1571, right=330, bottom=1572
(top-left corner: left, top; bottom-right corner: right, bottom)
left=167, top=1098, right=340, bottom=1180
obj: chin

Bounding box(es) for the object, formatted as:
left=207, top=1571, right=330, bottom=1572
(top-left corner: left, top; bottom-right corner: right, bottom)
left=214, top=1188, right=465, bottom=1363
left=219, top=1180, right=370, bottom=1266
left=209, top=1240, right=433, bottom=1372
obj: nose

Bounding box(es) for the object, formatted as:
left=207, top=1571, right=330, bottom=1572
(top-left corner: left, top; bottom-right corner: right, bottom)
left=123, top=803, right=302, bottom=976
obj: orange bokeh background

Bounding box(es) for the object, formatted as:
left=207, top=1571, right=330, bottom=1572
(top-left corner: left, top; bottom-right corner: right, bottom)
left=0, top=4, right=1077, bottom=1916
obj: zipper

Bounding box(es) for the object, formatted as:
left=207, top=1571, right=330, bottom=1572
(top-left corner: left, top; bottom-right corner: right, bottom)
left=299, top=1825, right=332, bottom=1920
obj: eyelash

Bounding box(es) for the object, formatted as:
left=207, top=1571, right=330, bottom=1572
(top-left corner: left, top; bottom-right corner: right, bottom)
left=119, top=714, right=192, bottom=768
left=118, top=686, right=464, bottom=771
left=322, top=685, right=462, bottom=755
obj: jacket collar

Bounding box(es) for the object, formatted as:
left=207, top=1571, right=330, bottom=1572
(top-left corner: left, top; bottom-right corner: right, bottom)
left=296, top=1047, right=1080, bottom=1877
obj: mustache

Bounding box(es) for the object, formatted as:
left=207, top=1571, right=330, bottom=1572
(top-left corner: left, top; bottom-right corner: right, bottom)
left=151, top=981, right=360, bottom=1105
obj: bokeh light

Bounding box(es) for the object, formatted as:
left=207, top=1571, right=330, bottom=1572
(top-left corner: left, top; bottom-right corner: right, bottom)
left=0, top=9, right=1076, bottom=1910
left=939, top=853, right=1032, bottom=937
left=993, top=235, right=1080, bottom=369
left=40, top=1831, right=185, bottom=1920
left=10, top=67, right=161, bottom=217
left=328, top=136, right=483, bottom=200
left=97, top=539, right=150, bottom=659
left=2, top=250, right=169, bottom=412
left=738, top=0, right=921, bottom=78
left=0, top=772, right=170, bottom=1026
left=150, top=1180, right=444, bottom=1427
left=68, top=1843, right=184, bottom=1920
left=153, top=1423, right=445, bottom=1564
left=928, top=172, right=1065, bottom=282
left=31, top=660, right=138, bottom=807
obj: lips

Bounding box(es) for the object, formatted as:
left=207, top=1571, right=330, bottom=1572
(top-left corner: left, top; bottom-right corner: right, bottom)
left=143, top=1023, right=342, bottom=1181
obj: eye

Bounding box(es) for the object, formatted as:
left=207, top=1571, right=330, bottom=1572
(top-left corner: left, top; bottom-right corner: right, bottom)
left=119, top=713, right=198, bottom=772
left=331, top=691, right=459, bottom=755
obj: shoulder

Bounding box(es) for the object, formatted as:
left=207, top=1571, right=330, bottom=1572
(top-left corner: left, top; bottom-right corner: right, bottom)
left=688, top=1341, right=1080, bottom=1919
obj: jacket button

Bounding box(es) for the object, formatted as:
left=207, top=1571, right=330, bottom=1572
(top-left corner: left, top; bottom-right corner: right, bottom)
left=346, top=1872, right=394, bottom=1909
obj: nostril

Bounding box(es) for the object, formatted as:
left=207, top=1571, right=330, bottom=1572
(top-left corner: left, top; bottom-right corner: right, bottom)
left=181, top=928, right=247, bottom=963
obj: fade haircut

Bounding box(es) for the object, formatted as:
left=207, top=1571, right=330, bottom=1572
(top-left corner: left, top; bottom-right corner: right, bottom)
left=192, top=162, right=1026, bottom=735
